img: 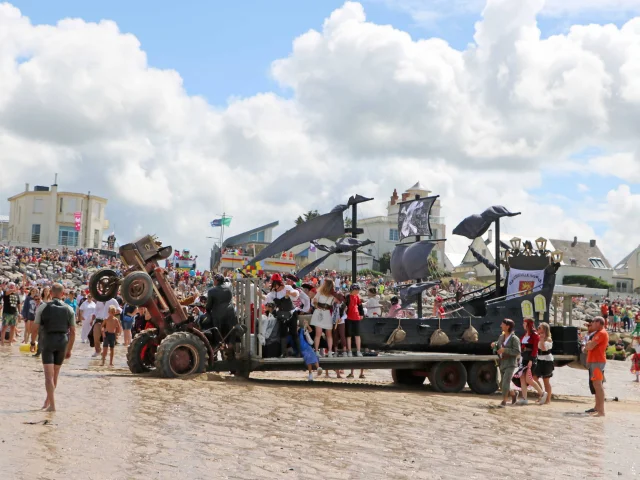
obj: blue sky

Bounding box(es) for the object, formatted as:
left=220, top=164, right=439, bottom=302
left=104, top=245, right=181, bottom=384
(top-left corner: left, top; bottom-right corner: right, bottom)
left=11, top=0, right=638, bottom=106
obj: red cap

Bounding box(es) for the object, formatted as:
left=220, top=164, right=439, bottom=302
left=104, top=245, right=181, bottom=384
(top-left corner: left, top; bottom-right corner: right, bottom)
left=270, top=273, right=283, bottom=283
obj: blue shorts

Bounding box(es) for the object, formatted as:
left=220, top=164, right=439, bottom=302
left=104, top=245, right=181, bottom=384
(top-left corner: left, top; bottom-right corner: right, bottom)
left=121, top=317, right=134, bottom=331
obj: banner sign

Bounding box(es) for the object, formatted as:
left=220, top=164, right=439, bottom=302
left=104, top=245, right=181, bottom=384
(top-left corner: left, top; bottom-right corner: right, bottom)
left=506, top=268, right=545, bottom=297
left=74, top=212, right=82, bottom=232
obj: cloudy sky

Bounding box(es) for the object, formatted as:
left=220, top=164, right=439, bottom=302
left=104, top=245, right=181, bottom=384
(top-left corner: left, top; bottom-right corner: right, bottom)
left=1, top=0, right=639, bottom=266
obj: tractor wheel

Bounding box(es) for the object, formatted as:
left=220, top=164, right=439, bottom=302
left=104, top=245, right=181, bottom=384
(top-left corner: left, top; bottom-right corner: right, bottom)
left=127, top=329, right=159, bottom=374
left=391, top=369, right=426, bottom=386
left=89, top=268, right=119, bottom=302
left=467, top=361, right=499, bottom=395
left=155, top=332, right=208, bottom=378
left=121, top=271, right=154, bottom=306
left=429, top=361, right=467, bottom=394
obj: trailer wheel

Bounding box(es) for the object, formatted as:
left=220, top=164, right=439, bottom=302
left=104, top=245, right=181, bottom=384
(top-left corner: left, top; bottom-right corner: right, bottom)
left=429, top=361, right=467, bottom=394
left=127, top=329, right=158, bottom=374
left=392, top=369, right=426, bottom=386
left=121, top=271, right=154, bottom=306
left=155, top=332, right=208, bottom=378
left=89, top=268, right=119, bottom=302
left=467, top=361, right=499, bottom=395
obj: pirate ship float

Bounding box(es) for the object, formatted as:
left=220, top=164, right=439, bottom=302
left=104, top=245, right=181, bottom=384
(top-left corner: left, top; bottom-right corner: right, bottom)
left=249, top=193, right=579, bottom=359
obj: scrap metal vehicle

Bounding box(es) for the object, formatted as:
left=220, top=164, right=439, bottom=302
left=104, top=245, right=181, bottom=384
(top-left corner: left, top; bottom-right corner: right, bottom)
left=89, top=235, right=243, bottom=378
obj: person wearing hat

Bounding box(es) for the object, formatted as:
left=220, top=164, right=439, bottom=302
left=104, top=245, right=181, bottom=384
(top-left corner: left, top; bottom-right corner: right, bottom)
left=264, top=273, right=301, bottom=357
left=206, top=274, right=238, bottom=349
left=284, top=274, right=311, bottom=314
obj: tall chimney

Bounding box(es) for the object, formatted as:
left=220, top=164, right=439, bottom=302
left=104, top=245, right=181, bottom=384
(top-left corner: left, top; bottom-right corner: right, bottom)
left=590, top=239, right=596, bottom=247
left=390, top=188, right=398, bottom=206
left=487, top=229, right=493, bottom=245
left=571, top=236, right=577, bottom=247
left=401, top=193, right=409, bottom=202
left=25, top=183, right=29, bottom=192
left=53, top=173, right=58, bottom=186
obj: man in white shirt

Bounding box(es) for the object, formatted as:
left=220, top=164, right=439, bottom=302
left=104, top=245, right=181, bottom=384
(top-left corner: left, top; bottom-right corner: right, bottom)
left=79, top=294, right=97, bottom=343
left=92, top=298, right=121, bottom=356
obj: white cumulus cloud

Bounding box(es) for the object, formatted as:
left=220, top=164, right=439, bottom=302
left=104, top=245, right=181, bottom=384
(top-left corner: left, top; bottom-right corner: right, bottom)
left=0, top=1, right=639, bottom=266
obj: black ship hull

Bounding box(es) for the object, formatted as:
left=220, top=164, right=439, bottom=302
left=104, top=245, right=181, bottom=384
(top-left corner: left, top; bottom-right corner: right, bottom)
left=360, top=271, right=580, bottom=357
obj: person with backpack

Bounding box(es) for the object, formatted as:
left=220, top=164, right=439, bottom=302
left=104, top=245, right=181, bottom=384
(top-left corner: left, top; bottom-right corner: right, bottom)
left=34, top=283, right=76, bottom=412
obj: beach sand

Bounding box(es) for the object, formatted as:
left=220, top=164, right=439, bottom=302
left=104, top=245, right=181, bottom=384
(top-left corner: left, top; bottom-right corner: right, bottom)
left=0, top=330, right=638, bottom=480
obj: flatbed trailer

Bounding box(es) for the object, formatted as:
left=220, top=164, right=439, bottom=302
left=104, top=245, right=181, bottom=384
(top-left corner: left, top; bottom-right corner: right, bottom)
left=218, top=280, right=578, bottom=395
left=212, top=352, right=577, bottom=394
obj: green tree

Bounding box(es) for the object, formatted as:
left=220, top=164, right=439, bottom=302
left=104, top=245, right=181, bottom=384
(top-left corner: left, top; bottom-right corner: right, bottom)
left=379, top=252, right=391, bottom=273
left=295, top=210, right=319, bottom=225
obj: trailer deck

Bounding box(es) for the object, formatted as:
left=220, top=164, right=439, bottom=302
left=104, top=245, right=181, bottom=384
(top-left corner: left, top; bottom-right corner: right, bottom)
left=212, top=353, right=578, bottom=374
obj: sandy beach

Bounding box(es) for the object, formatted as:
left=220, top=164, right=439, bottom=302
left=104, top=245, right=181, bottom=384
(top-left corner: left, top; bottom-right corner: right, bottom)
left=0, top=329, right=638, bottom=480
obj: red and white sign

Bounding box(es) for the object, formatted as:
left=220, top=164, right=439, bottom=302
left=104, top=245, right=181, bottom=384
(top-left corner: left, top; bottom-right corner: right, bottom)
left=74, top=212, right=82, bottom=232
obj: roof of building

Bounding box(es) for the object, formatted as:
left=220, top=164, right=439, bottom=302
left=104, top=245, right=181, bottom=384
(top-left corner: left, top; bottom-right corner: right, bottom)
left=407, top=181, right=428, bottom=192
left=549, top=238, right=612, bottom=269
left=614, top=244, right=639, bottom=270
left=222, top=221, right=279, bottom=248
left=8, top=189, right=107, bottom=202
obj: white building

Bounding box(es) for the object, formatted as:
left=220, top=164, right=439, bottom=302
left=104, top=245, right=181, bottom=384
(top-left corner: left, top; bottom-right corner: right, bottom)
left=613, top=244, right=639, bottom=294
left=7, top=183, right=109, bottom=249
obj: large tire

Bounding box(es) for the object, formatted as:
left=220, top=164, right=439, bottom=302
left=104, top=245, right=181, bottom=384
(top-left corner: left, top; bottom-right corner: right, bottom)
left=155, top=332, right=208, bottom=378
left=391, top=369, right=426, bottom=386
left=89, top=268, right=119, bottom=302
left=127, top=329, right=159, bottom=374
left=121, top=271, right=154, bottom=306
left=467, top=361, right=498, bottom=395
left=429, top=361, right=467, bottom=394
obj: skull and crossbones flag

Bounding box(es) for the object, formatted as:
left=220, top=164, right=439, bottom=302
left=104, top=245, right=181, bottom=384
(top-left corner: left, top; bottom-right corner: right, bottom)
left=397, top=196, right=437, bottom=241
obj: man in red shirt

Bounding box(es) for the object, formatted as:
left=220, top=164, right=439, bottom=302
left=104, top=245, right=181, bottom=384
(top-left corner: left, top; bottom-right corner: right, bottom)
left=345, top=284, right=363, bottom=357
left=585, top=317, right=609, bottom=417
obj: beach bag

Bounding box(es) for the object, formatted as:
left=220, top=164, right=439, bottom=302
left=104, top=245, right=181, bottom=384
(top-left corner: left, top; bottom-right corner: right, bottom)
left=386, top=318, right=406, bottom=346
left=430, top=317, right=449, bottom=346
left=462, top=317, right=478, bottom=343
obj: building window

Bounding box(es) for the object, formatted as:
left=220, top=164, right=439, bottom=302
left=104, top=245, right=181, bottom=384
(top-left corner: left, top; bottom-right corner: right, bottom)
left=249, top=231, right=265, bottom=242
left=94, top=229, right=100, bottom=249
left=589, top=258, right=606, bottom=268
left=31, top=224, right=41, bottom=244
left=33, top=198, right=43, bottom=214
left=58, top=226, right=78, bottom=247
left=389, top=229, right=399, bottom=241
left=432, top=229, right=438, bottom=240
left=59, top=197, right=63, bottom=213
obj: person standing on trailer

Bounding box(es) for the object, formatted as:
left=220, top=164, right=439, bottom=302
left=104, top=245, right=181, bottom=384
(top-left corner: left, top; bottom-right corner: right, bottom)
left=345, top=284, right=363, bottom=357
left=264, top=273, right=300, bottom=358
